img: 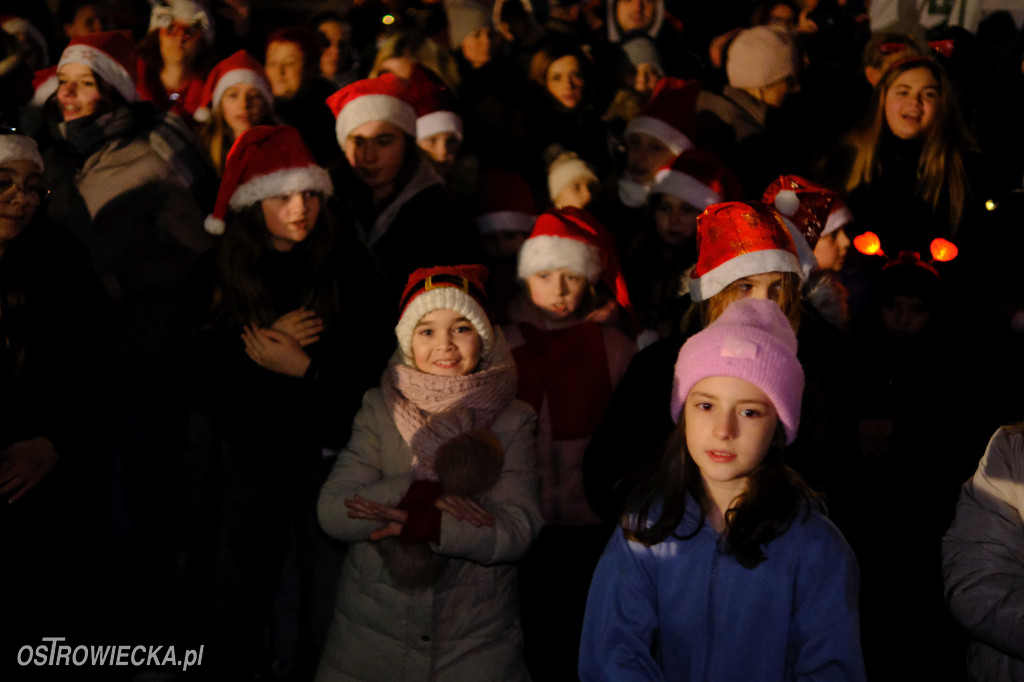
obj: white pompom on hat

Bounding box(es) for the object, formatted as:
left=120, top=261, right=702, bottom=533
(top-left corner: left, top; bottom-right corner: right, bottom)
left=762, top=175, right=854, bottom=278
left=204, top=125, right=333, bottom=235
left=58, top=30, right=138, bottom=103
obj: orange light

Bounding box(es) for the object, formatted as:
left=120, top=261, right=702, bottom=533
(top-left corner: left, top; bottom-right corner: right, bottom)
left=853, top=231, right=883, bottom=256
left=930, top=237, right=958, bottom=262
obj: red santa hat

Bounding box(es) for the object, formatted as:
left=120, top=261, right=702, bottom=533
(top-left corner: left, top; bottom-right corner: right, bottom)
left=625, top=77, right=698, bottom=155
left=476, top=169, right=536, bottom=235
left=652, top=149, right=741, bottom=211
left=58, top=30, right=137, bottom=102
left=518, top=207, right=632, bottom=313
left=326, top=74, right=418, bottom=144
left=194, top=50, right=274, bottom=124
left=688, top=201, right=802, bottom=302
left=405, top=66, right=463, bottom=142
left=31, top=65, right=58, bottom=108
left=762, top=174, right=854, bottom=278
left=205, top=125, right=333, bottom=235
left=395, top=264, right=495, bottom=364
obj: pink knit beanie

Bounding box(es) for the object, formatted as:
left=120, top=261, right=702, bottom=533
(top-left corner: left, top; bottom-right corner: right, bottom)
left=671, top=298, right=803, bottom=444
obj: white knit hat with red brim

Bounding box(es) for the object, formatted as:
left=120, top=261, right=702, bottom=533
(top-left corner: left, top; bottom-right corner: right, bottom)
left=688, top=201, right=802, bottom=302
left=58, top=30, right=138, bottom=103
left=204, top=125, right=333, bottom=235
left=625, top=76, right=699, bottom=155
left=327, top=73, right=417, bottom=144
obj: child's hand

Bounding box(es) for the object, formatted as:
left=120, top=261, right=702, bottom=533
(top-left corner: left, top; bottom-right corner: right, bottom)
left=241, top=325, right=312, bottom=377
left=435, top=494, right=495, bottom=528
left=345, top=495, right=410, bottom=540
left=271, top=308, right=324, bottom=347
left=0, top=437, right=59, bottom=503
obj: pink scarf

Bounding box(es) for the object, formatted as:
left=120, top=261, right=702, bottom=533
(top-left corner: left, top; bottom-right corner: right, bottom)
left=380, top=362, right=518, bottom=481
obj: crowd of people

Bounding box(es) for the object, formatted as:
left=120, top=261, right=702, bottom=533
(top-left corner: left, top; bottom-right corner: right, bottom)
left=1, top=0, right=1023, bottom=680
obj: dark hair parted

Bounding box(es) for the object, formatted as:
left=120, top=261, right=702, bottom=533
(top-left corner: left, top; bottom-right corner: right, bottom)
left=211, top=197, right=342, bottom=329
left=624, top=415, right=821, bottom=569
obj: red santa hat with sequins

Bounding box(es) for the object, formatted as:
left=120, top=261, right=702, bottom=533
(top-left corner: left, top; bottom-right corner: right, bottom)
left=57, top=30, right=137, bottom=102
left=652, top=148, right=742, bottom=210
left=476, top=169, right=536, bottom=235
left=326, top=73, right=418, bottom=145
left=405, top=66, right=463, bottom=142
left=194, top=50, right=273, bottom=124
left=688, top=201, right=802, bottom=302
left=762, top=175, right=854, bottom=278
left=625, top=77, right=699, bottom=155
left=204, top=125, right=333, bottom=235
left=518, top=207, right=632, bottom=313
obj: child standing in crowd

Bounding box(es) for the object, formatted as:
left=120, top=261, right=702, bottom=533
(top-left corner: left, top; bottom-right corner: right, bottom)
left=504, top=207, right=636, bottom=680
left=580, top=298, right=865, bottom=681
left=316, top=264, right=542, bottom=681
left=185, top=125, right=387, bottom=680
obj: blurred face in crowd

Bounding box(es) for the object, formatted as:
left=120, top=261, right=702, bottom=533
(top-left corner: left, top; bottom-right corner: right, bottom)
left=64, top=3, right=106, bottom=38
left=653, top=194, right=700, bottom=245
left=317, top=19, right=353, bottom=79
left=266, top=41, right=306, bottom=99
left=526, top=267, right=589, bottom=321
left=884, top=67, right=939, bottom=140
left=616, top=0, right=656, bottom=33
left=0, top=160, right=43, bottom=255
left=344, top=120, right=407, bottom=202
left=626, top=132, right=674, bottom=184
left=881, top=294, right=930, bottom=337
left=379, top=55, right=416, bottom=79
left=418, top=132, right=461, bottom=176
left=57, top=63, right=103, bottom=121
left=813, top=228, right=851, bottom=272
left=554, top=176, right=597, bottom=210
left=765, top=3, right=796, bottom=29
left=461, top=27, right=495, bottom=69
left=220, top=83, right=268, bottom=138
left=546, top=55, right=585, bottom=110
left=633, top=62, right=660, bottom=96
left=261, top=191, right=320, bottom=252
left=159, top=20, right=204, bottom=67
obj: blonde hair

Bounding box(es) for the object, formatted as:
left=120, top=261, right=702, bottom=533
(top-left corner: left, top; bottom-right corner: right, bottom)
left=843, top=58, right=975, bottom=233
left=699, top=272, right=802, bottom=332
left=370, top=30, right=461, bottom=92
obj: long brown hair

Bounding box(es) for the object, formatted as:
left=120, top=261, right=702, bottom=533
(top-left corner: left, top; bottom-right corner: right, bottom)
left=843, top=57, right=975, bottom=233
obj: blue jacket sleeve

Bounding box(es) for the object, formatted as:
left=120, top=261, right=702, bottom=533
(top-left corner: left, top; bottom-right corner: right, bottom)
left=579, top=528, right=665, bottom=681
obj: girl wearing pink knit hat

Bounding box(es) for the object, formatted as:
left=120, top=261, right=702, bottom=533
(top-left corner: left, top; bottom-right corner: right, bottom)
left=581, top=298, right=865, bottom=681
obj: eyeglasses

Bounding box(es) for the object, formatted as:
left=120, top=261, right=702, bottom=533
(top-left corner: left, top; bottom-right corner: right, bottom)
left=0, top=179, right=49, bottom=204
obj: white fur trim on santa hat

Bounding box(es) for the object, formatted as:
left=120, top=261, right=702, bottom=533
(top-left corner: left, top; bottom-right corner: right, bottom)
left=824, top=205, right=852, bottom=238
left=517, top=234, right=602, bottom=284
left=626, top=115, right=692, bottom=155
left=336, top=94, right=417, bottom=143
left=548, top=158, right=597, bottom=202
left=476, top=211, right=535, bottom=235
left=0, top=134, right=44, bottom=174
left=228, top=165, right=333, bottom=212
left=689, top=249, right=802, bottom=302
left=652, top=168, right=721, bottom=209
left=394, top=285, right=494, bottom=364
left=416, top=110, right=463, bottom=141
left=211, top=69, right=273, bottom=116
left=59, top=44, right=137, bottom=102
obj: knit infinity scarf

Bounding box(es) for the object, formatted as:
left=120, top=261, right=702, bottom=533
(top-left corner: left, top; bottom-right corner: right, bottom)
left=381, top=360, right=518, bottom=482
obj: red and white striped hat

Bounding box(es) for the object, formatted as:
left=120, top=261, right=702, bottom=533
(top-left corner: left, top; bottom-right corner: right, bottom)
left=58, top=30, right=137, bottom=102
left=326, top=73, right=417, bottom=143
left=204, top=125, right=333, bottom=235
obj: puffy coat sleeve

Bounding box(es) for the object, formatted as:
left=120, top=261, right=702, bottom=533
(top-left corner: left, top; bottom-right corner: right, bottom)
left=436, top=402, right=544, bottom=564
left=578, top=527, right=664, bottom=681
left=942, top=426, right=1024, bottom=660
left=317, top=389, right=413, bottom=542
left=788, top=516, right=867, bottom=681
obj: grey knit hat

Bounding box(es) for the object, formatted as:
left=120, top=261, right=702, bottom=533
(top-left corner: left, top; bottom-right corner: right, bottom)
left=446, top=0, right=491, bottom=49
left=726, top=26, right=799, bottom=90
